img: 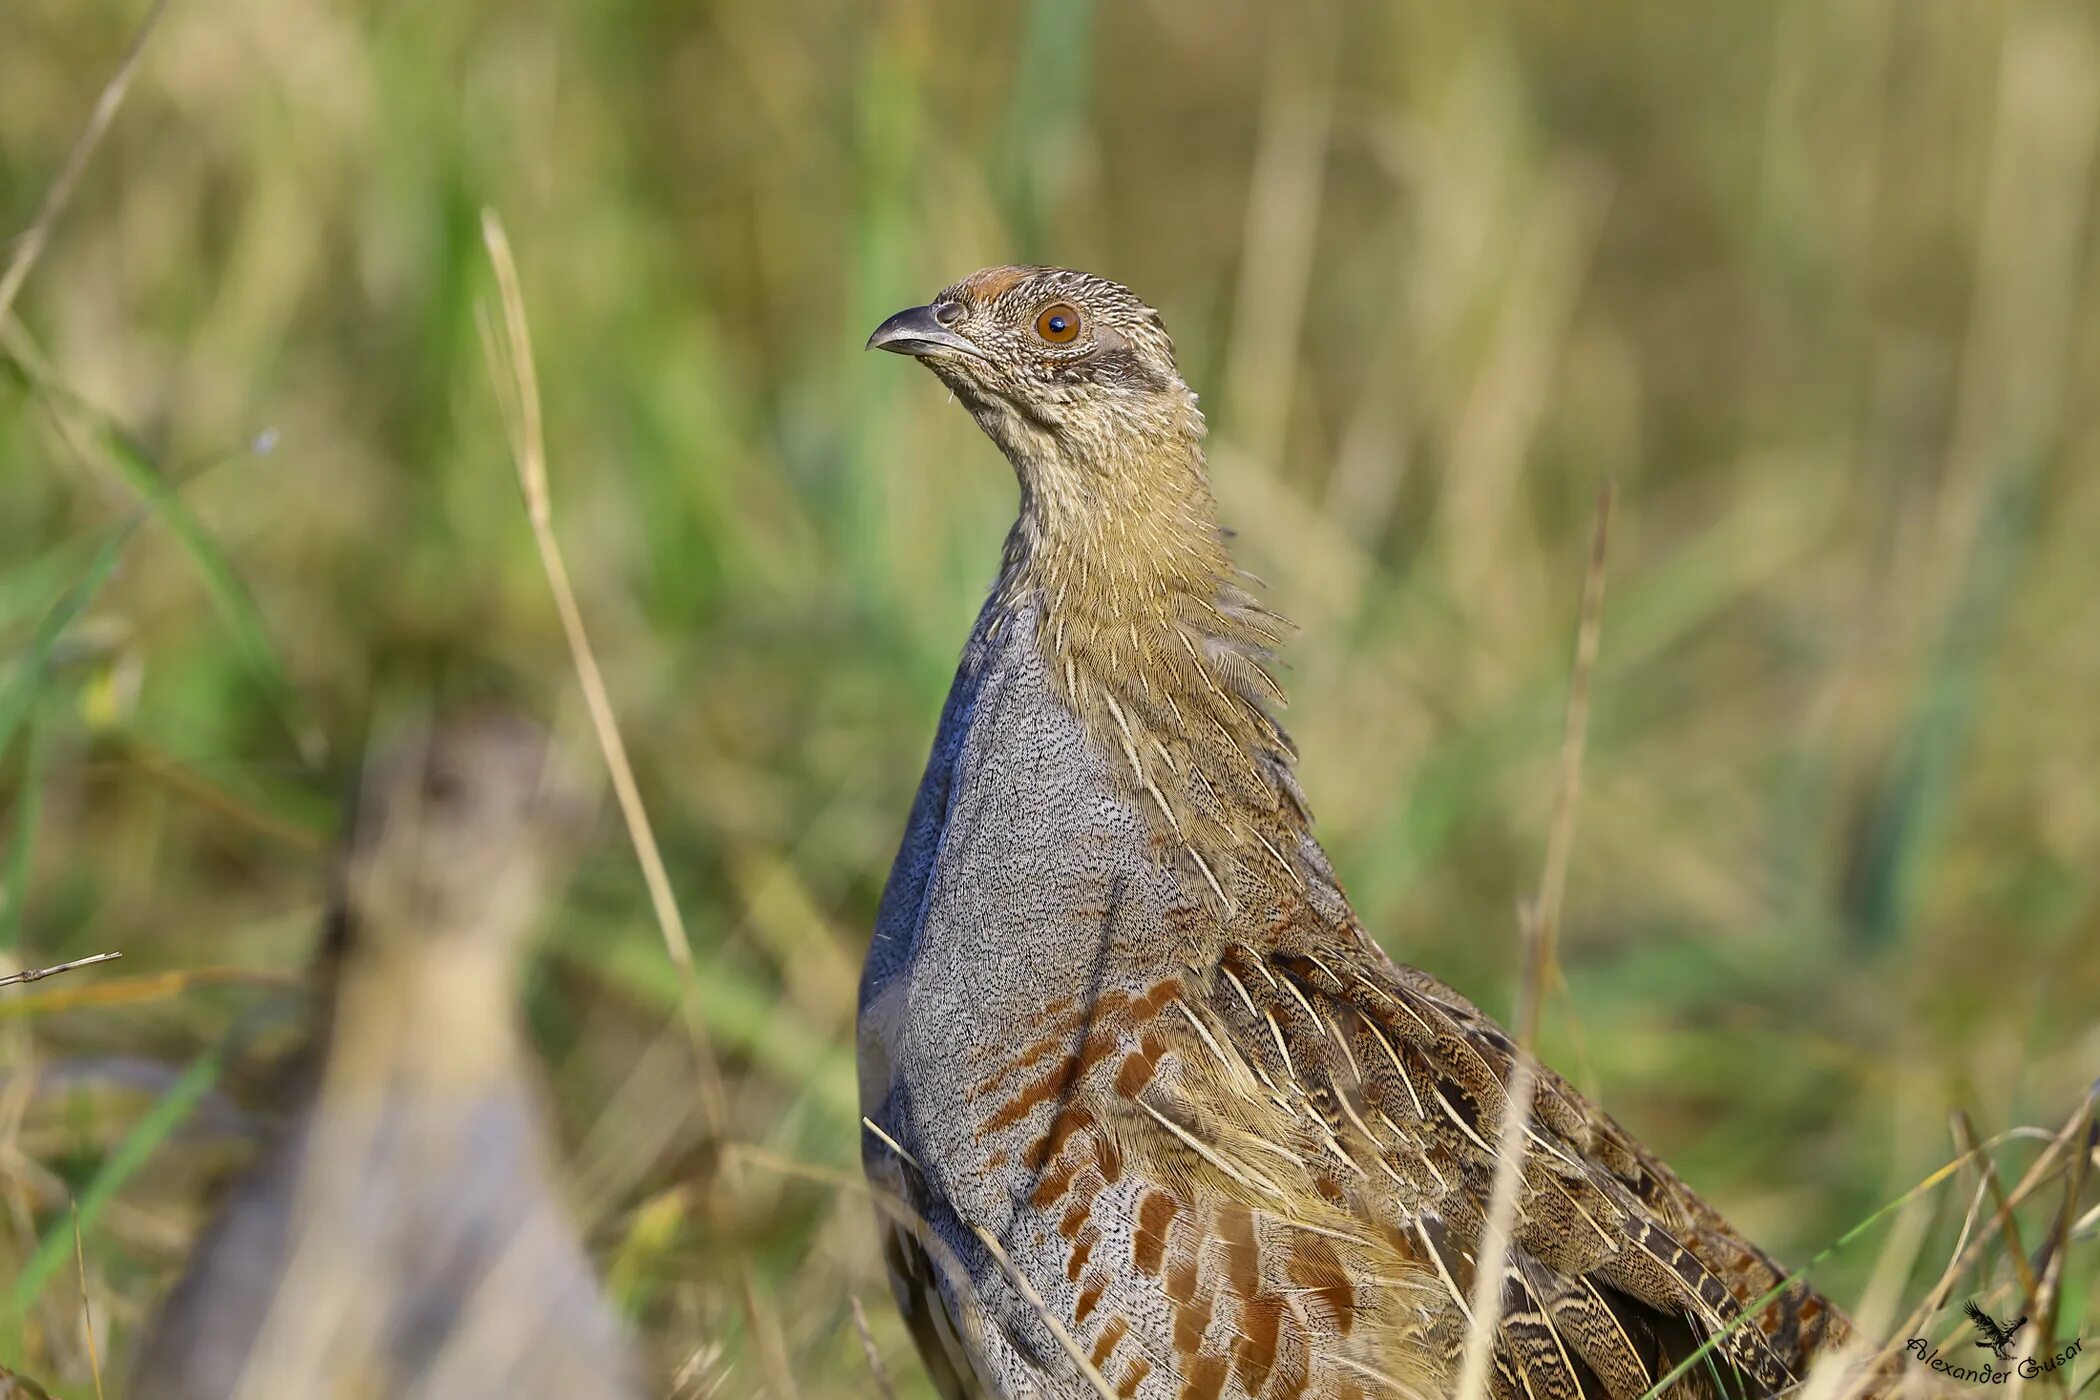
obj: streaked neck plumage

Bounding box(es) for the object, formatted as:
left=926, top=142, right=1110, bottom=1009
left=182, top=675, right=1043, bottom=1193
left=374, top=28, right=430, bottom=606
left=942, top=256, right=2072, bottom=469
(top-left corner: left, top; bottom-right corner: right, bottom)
left=981, top=389, right=1313, bottom=915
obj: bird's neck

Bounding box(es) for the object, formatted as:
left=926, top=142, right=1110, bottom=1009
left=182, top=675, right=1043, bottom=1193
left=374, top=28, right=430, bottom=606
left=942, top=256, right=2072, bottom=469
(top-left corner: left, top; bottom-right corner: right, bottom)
left=316, top=929, right=528, bottom=1098
left=991, top=431, right=1311, bottom=913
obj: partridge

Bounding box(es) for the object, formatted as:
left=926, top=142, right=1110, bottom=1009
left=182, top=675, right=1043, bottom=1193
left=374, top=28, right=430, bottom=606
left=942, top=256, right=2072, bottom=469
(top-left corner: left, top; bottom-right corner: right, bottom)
left=132, top=710, right=641, bottom=1400
left=860, top=268, right=1886, bottom=1400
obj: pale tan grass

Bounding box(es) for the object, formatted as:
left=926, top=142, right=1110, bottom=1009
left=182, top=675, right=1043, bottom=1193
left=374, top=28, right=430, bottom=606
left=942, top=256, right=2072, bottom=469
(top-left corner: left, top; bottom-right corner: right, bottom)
left=1454, top=483, right=1614, bottom=1400
left=70, top=1196, right=105, bottom=1400
left=1222, top=26, right=1335, bottom=479
left=477, top=209, right=800, bottom=1400
left=0, top=0, right=170, bottom=331
left=1951, top=1110, right=2042, bottom=1320
left=849, top=1294, right=898, bottom=1400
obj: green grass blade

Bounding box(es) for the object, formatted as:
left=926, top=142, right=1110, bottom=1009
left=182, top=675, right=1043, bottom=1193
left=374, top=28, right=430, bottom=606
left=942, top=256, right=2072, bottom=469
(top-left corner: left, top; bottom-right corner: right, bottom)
left=4, top=1042, right=226, bottom=1323
left=0, top=715, right=45, bottom=957
left=1844, top=473, right=2033, bottom=947
left=0, top=520, right=134, bottom=766
left=996, top=0, right=1096, bottom=255
left=4, top=352, right=308, bottom=762
left=0, top=532, right=104, bottom=638
left=67, top=411, right=307, bottom=761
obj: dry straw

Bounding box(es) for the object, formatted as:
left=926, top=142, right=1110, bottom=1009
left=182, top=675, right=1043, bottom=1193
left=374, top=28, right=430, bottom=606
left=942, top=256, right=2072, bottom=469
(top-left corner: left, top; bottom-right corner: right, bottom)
left=477, top=210, right=801, bottom=1400
left=1453, top=482, right=1614, bottom=1400
left=0, top=951, right=122, bottom=989
left=0, top=0, right=171, bottom=331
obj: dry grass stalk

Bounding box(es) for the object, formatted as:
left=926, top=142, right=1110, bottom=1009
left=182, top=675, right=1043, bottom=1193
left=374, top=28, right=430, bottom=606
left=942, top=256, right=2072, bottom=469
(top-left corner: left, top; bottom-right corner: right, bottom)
left=0, top=0, right=170, bottom=329
left=476, top=210, right=799, bottom=1400
left=855, top=1116, right=1124, bottom=1399
left=965, top=1221, right=1119, bottom=1400
left=69, top=1197, right=104, bottom=1400
left=0, top=967, right=292, bottom=1018
left=1526, top=480, right=1615, bottom=1035
left=668, top=1341, right=730, bottom=1399
left=1906, top=1129, right=1998, bottom=1335
left=727, top=1143, right=866, bottom=1196
left=2020, top=1096, right=2095, bottom=1385
left=0, top=953, right=122, bottom=989
left=476, top=214, right=701, bottom=1002
left=848, top=1295, right=897, bottom=1400
left=1950, top=1110, right=2041, bottom=1321
left=1454, top=482, right=1614, bottom=1400
left=1873, top=1087, right=2100, bottom=1379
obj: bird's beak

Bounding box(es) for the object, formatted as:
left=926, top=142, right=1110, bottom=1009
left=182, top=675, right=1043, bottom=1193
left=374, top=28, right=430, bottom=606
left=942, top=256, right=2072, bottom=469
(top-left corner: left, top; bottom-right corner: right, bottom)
left=865, top=305, right=985, bottom=360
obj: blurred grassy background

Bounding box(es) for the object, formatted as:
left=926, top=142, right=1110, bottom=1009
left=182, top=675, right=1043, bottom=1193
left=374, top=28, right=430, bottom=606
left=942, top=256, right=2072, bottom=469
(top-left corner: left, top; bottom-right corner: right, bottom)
left=3, top=0, right=2098, bottom=1394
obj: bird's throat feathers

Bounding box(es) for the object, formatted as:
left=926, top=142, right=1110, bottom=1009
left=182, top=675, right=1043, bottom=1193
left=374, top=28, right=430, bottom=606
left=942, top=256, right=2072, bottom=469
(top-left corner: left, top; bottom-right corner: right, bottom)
left=990, top=423, right=1313, bottom=913
left=321, top=938, right=528, bottom=1096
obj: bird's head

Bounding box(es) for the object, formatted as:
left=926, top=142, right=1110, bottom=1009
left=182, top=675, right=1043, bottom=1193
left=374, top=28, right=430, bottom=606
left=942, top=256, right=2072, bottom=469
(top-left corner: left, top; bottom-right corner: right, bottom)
left=870, top=268, right=1299, bottom=867
left=867, top=266, right=1205, bottom=498
left=336, top=709, right=587, bottom=959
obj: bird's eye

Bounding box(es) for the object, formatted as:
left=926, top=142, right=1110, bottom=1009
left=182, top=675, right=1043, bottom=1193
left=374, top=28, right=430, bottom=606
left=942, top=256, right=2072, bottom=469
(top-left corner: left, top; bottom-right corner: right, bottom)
left=1034, top=303, right=1081, bottom=344
left=933, top=301, right=963, bottom=326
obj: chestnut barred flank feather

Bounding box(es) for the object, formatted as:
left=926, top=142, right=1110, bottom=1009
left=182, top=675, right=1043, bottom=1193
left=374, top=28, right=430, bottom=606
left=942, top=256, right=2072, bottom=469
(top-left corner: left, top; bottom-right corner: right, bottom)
left=861, top=268, right=1912, bottom=1400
